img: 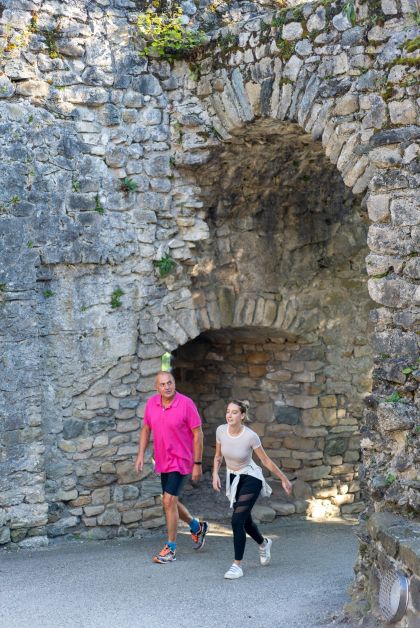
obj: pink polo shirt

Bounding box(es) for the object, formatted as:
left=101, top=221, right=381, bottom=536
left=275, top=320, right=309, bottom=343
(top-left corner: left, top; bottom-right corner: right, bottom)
left=143, top=392, right=202, bottom=475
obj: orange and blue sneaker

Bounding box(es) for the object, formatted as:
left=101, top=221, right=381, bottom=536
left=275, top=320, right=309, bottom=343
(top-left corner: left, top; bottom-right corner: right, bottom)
left=191, top=521, right=208, bottom=550
left=153, top=544, right=176, bottom=564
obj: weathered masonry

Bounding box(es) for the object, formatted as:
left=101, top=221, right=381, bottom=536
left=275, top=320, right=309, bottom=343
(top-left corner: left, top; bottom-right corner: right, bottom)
left=0, top=0, right=418, bottom=623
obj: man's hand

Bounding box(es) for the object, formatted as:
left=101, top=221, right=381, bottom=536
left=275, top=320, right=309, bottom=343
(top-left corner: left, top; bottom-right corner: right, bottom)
left=212, top=473, right=221, bottom=492
left=134, top=453, right=144, bottom=474
left=192, top=463, right=202, bottom=482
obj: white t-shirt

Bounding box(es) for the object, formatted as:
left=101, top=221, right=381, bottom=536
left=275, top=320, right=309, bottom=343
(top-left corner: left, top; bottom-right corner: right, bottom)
left=216, top=424, right=261, bottom=472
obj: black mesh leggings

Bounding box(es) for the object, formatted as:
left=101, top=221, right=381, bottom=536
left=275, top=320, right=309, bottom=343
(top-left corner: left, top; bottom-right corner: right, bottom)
left=230, top=474, right=264, bottom=561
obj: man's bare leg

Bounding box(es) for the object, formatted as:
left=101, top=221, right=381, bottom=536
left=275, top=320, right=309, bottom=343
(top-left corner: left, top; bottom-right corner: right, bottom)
left=177, top=501, right=194, bottom=525
left=162, top=492, right=179, bottom=542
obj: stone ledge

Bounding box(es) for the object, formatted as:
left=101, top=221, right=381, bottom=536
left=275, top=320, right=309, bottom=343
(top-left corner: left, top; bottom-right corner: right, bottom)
left=368, top=512, right=420, bottom=576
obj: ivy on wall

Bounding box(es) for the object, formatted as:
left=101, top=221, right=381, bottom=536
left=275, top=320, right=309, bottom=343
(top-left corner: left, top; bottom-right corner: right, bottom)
left=136, top=5, right=206, bottom=60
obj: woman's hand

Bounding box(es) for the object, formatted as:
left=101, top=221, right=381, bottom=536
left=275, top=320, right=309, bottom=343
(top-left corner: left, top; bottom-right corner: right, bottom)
left=212, top=472, right=221, bottom=492
left=282, top=476, right=293, bottom=496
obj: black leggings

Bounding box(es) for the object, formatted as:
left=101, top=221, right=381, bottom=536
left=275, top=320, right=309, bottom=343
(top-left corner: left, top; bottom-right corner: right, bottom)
left=230, top=474, right=264, bottom=561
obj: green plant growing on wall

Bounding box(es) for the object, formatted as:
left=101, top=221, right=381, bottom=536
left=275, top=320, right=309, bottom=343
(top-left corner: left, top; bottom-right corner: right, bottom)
left=381, top=82, right=395, bottom=101
left=137, top=7, right=206, bottom=60
left=272, top=15, right=286, bottom=28
left=385, top=473, right=397, bottom=486
left=217, top=32, right=238, bottom=50
left=120, top=177, right=138, bottom=193
left=385, top=391, right=402, bottom=403
left=402, top=366, right=413, bottom=375
left=110, top=288, right=124, bottom=309
left=292, top=5, right=304, bottom=21
left=43, top=23, right=61, bottom=59
left=43, top=289, right=55, bottom=298
left=365, top=0, right=386, bottom=26
left=94, top=194, right=105, bottom=214
left=276, top=38, right=295, bottom=60
left=404, top=36, right=420, bottom=53
left=72, top=178, right=80, bottom=192
left=153, top=253, right=176, bottom=278
left=173, top=120, right=183, bottom=141
left=27, top=240, right=33, bottom=248
left=29, top=12, right=38, bottom=34
left=189, top=63, right=201, bottom=81
left=387, top=56, right=420, bottom=69
left=342, top=0, right=356, bottom=26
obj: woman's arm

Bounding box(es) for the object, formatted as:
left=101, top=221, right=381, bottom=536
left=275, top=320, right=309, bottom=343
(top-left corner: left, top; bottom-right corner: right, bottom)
left=253, top=445, right=293, bottom=496
left=212, top=440, right=223, bottom=491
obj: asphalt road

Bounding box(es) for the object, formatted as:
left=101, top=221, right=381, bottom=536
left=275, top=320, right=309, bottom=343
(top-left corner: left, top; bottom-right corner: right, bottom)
left=0, top=517, right=358, bottom=628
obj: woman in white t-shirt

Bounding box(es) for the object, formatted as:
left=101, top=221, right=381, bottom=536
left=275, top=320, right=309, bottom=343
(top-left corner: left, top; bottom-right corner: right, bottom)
left=213, top=399, right=292, bottom=579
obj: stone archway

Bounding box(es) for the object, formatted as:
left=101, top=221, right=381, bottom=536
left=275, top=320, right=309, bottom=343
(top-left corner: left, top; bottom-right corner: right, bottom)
left=166, top=115, right=374, bottom=519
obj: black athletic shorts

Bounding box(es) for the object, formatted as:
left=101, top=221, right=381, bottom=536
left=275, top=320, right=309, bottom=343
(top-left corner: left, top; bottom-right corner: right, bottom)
left=160, top=471, right=187, bottom=497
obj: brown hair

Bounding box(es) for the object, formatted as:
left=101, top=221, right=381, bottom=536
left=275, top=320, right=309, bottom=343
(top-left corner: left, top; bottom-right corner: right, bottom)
left=229, top=399, right=251, bottom=422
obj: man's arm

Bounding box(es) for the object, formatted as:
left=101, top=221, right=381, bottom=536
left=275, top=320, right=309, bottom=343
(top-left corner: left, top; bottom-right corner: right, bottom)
left=135, top=424, right=151, bottom=473
left=191, top=426, right=203, bottom=481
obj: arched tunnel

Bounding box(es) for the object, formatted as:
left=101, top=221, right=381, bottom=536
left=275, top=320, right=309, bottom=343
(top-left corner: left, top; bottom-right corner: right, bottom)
left=171, top=119, right=374, bottom=517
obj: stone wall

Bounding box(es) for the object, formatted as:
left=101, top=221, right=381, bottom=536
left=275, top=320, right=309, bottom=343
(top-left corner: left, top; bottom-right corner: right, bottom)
left=0, top=0, right=418, bottom=622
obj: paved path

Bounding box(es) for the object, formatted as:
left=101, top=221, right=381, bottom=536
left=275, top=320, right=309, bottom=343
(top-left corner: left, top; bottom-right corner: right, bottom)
left=1, top=517, right=359, bottom=628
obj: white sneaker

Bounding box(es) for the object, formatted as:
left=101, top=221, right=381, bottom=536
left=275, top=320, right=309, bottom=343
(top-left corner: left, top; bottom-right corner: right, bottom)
left=259, top=538, right=272, bottom=566
left=224, top=563, right=244, bottom=579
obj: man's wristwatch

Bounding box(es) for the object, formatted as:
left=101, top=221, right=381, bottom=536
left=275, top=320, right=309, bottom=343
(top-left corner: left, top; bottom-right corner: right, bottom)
left=194, top=461, right=202, bottom=465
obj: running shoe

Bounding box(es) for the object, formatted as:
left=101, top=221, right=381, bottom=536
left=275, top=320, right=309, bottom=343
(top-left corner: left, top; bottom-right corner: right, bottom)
left=153, top=544, right=176, bottom=564
left=191, top=521, right=208, bottom=550
left=259, top=537, right=272, bottom=566
left=224, top=563, right=243, bottom=579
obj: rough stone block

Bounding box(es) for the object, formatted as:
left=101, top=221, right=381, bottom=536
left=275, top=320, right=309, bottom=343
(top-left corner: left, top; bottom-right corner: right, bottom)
left=296, top=465, right=331, bottom=481
left=331, top=464, right=355, bottom=475
left=122, top=510, right=143, bottom=524
left=91, top=487, right=111, bottom=504
left=284, top=436, right=316, bottom=450
left=18, top=536, right=49, bottom=549
left=141, top=516, right=165, bottom=529
left=97, top=508, right=121, bottom=526
left=116, top=460, right=141, bottom=484
left=275, top=406, right=300, bottom=425
left=270, top=501, right=296, bottom=516
left=47, top=516, right=79, bottom=537
left=388, top=100, right=417, bottom=125
left=285, top=395, right=318, bottom=409
left=84, top=505, right=105, bottom=517
left=292, top=479, right=313, bottom=499
left=0, top=527, right=11, bottom=544
left=377, top=402, right=416, bottom=433
left=63, top=419, right=85, bottom=440
left=252, top=505, right=276, bottom=523
left=282, top=22, right=303, bottom=41
left=293, top=499, right=310, bottom=514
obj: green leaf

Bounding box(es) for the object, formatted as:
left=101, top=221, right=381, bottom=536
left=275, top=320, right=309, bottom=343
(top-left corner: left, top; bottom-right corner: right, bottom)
left=110, top=288, right=124, bottom=309
left=385, top=391, right=402, bottom=403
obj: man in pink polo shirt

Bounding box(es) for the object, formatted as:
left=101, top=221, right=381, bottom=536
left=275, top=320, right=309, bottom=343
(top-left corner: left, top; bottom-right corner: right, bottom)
left=135, top=371, right=208, bottom=563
